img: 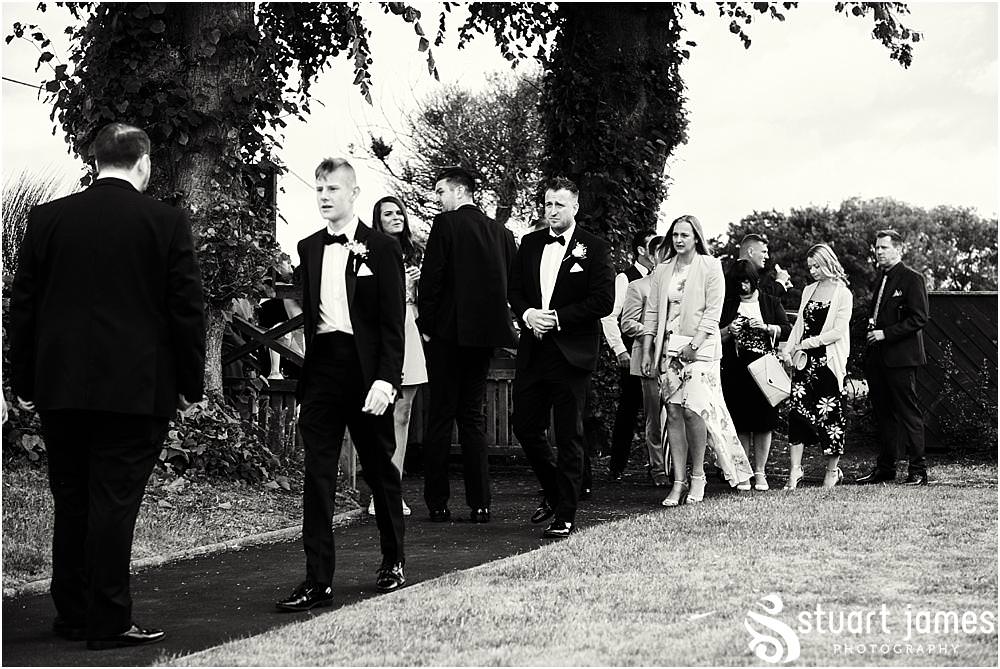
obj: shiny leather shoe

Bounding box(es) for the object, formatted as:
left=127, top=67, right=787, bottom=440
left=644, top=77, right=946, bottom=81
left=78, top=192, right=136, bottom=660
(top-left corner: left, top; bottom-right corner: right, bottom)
left=375, top=562, right=406, bottom=592
left=86, top=623, right=165, bottom=650
left=530, top=499, right=555, bottom=524
left=580, top=487, right=592, bottom=500
left=470, top=508, right=490, bottom=523
left=609, top=469, right=624, bottom=482
left=903, top=472, right=928, bottom=486
left=542, top=519, right=573, bottom=539
left=855, top=468, right=896, bottom=485
left=52, top=616, right=86, bottom=641
left=275, top=582, right=333, bottom=612
left=429, top=508, right=451, bottom=523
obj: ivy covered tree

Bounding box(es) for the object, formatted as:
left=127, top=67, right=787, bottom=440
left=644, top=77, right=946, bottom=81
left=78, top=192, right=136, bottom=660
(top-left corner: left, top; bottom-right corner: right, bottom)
left=368, top=70, right=545, bottom=229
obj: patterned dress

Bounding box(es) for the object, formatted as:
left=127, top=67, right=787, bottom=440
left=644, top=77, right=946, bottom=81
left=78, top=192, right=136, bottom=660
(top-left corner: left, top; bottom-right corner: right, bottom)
left=787, top=300, right=846, bottom=455
left=659, top=264, right=753, bottom=486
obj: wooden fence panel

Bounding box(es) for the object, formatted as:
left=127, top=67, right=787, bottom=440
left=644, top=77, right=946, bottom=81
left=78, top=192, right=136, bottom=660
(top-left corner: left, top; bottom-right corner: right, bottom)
left=917, top=291, right=997, bottom=449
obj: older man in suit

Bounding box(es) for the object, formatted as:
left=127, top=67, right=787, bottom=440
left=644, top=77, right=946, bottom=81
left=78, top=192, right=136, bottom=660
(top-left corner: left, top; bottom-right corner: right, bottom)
left=417, top=166, right=517, bottom=524
left=508, top=177, right=615, bottom=538
left=857, top=229, right=931, bottom=486
left=9, top=122, right=205, bottom=649
left=276, top=158, right=407, bottom=612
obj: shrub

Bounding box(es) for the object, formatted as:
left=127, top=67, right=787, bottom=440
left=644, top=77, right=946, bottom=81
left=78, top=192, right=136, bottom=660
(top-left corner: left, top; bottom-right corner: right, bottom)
left=937, top=344, right=998, bottom=456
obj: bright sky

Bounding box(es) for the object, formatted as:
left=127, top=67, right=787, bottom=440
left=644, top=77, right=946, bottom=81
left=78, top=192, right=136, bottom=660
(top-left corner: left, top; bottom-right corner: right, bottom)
left=2, top=2, right=997, bottom=257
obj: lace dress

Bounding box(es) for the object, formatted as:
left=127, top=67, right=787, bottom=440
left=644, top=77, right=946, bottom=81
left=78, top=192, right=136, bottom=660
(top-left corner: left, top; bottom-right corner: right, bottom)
left=787, top=300, right=846, bottom=455
left=659, top=264, right=753, bottom=486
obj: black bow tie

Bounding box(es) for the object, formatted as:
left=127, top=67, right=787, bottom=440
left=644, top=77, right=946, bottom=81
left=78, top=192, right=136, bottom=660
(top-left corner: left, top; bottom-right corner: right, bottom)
left=324, top=232, right=349, bottom=246
left=546, top=235, right=565, bottom=246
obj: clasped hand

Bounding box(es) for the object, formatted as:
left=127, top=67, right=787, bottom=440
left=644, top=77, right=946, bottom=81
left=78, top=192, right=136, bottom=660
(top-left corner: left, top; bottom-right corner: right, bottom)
left=526, top=309, right=558, bottom=338
left=866, top=329, right=885, bottom=344
left=362, top=385, right=391, bottom=416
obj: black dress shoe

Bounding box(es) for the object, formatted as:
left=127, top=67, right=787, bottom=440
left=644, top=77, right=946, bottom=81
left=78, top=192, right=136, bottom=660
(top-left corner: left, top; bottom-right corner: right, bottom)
left=609, top=469, right=623, bottom=482
left=275, top=582, right=333, bottom=612
left=542, top=519, right=573, bottom=539
left=86, top=623, right=165, bottom=650
left=530, top=499, right=555, bottom=524
left=855, top=468, right=896, bottom=485
left=376, top=562, right=406, bottom=592
left=52, top=616, right=86, bottom=641
left=903, top=472, right=928, bottom=486
left=580, top=487, right=592, bottom=501
left=470, top=508, right=490, bottom=523
left=429, top=508, right=451, bottom=522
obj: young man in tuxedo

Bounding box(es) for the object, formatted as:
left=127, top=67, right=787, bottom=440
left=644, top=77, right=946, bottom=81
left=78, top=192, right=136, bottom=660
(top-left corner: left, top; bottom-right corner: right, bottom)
left=857, top=229, right=931, bottom=486
left=508, top=177, right=615, bottom=538
left=601, top=227, right=656, bottom=482
left=417, top=166, right=517, bottom=524
left=276, top=158, right=407, bottom=611
left=9, top=122, right=205, bottom=649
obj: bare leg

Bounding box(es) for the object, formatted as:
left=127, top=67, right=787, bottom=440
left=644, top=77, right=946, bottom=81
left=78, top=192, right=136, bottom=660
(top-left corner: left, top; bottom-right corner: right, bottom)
left=684, top=407, right=708, bottom=501
left=662, top=403, right=688, bottom=506
left=785, top=442, right=804, bottom=489
left=371, top=385, right=417, bottom=517
left=754, top=431, right=773, bottom=490
left=822, top=454, right=843, bottom=488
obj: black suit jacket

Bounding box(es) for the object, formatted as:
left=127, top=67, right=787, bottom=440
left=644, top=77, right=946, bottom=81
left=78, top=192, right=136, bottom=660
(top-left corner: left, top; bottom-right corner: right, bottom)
left=868, top=262, right=929, bottom=367
left=9, top=178, right=205, bottom=417
left=416, top=205, right=516, bottom=348
left=508, top=226, right=615, bottom=372
left=296, top=222, right=405, bottom=398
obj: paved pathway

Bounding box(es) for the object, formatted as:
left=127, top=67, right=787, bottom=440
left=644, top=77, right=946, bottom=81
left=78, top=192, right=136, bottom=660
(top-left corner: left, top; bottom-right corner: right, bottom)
left=2, top=470, right=669, bottom=666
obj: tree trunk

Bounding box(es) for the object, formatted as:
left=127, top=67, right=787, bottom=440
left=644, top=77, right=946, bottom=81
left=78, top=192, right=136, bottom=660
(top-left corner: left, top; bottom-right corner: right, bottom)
left=543, top=2, right=687, bottom=263
left=203, top=307, right=227, bottom=402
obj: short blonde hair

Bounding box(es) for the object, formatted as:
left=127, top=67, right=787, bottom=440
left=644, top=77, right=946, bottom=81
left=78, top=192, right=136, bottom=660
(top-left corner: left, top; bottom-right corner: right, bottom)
left=807, top=243, right=849, bottom=285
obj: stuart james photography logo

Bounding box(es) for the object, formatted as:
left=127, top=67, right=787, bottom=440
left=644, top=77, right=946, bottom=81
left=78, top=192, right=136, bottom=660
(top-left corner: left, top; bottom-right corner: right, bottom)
left=744, top=593, right=996, bottom=664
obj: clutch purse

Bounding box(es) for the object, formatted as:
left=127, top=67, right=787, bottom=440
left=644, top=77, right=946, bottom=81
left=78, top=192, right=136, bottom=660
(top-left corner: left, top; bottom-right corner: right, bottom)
left=665, top=333, right=712, bottom=361
left=747, top=353, right=791, bottom=407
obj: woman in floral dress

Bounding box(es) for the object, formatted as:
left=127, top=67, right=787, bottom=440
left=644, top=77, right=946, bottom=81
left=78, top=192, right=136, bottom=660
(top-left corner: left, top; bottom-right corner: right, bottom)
left=640, top=215, right=753, bottom=506
left=781, top=244, right=853, bottom=489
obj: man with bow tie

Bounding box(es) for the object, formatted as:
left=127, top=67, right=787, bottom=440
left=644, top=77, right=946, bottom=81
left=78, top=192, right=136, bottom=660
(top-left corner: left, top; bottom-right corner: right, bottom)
left=857, top=229, right=930, bottom=486
left=508, top=177, right=614, bottom=538
left=276, top=158, right=407, bottom=611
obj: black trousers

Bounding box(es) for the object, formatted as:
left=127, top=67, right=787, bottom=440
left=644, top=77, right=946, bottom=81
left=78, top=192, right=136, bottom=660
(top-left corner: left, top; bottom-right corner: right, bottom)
left=609, top=367, right=642, bottom=472
left=422, top=339, right=492, bottom=511
left=512, top=339, right=591, bottom=524
left=298, top=333, right=404, bottom=586
left=864, top=354, right=927, bottom=476
left=40, top=409, right=166, bottom=639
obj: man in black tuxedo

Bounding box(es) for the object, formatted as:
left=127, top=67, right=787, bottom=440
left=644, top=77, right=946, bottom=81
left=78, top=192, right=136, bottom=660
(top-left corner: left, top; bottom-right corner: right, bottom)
left=508, top=177, right=615, bottom=538
left=9, top=122, right=205, bottom=650
left=276, top=158, right=407, bottom=611
left=417, top=166, right=516, bottom=524
left=857, top=229, right=931, bottom=486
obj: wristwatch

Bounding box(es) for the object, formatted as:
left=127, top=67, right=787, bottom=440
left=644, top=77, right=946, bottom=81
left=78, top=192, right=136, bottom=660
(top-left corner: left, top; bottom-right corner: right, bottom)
left=689, top=342, right=700, bottom=351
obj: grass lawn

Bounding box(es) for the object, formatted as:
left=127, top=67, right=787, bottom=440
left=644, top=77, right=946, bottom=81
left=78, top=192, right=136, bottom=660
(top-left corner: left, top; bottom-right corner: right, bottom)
left=172, top=469, right=997, bottom=667
left=1, top=464, right=358, bottom=591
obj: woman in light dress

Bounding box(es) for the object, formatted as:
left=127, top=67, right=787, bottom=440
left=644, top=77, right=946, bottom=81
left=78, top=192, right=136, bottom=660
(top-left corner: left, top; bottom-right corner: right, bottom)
left=640, top=215, right=753, bottom=506
left=369, top=196, right=428, bottom=515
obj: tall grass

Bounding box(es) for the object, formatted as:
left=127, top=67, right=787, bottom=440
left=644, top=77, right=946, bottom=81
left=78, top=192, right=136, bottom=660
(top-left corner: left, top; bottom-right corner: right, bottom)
left=2, top=169, right=75, bottom=276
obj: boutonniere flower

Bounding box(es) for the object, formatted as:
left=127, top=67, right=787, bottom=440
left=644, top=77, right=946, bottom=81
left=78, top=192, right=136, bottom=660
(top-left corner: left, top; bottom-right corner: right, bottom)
left=570, top=242, right=587, bottom=260
left=345, top=240, right=368, bottom=260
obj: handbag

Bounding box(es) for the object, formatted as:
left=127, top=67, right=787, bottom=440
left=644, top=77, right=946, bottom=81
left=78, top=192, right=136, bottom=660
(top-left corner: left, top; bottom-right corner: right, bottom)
left=747, top=353, right=791, bottom=407
left=665, top=333, right=712, bottom=362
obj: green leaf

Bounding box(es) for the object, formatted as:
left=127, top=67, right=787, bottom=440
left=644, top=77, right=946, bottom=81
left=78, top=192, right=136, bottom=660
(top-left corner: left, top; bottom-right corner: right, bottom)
left=150, top=19, right=166, bottom=34
left=133, top=4, right=150, bottom=19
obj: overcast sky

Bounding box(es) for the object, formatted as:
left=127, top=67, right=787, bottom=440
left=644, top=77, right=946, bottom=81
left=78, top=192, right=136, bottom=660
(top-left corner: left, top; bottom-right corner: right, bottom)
left=2, top=2, right=997, bottom=256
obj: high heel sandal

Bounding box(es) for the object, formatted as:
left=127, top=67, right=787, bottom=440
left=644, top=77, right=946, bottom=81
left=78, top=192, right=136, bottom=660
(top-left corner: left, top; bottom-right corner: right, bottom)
left=783, top=466, right=804, bottom=490
left=661, top=480, right=689, bottom=507
left=753, top=471, right=769, bottom=491
left=823, top=467, right=844, bottom=489
left=687, top=474, right=707, bottom=503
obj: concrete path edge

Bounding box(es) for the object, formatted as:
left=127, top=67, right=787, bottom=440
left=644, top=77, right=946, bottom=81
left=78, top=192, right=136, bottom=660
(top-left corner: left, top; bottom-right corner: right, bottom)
left=2, top=509, right=362, bottom=600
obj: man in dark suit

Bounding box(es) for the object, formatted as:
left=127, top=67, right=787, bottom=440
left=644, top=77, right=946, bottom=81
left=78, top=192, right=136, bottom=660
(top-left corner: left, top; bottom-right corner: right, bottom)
left=417, top=166, right=517, bottom=524
left=739, top=233, right=791, bottom=299
left=857, top=229, right=931, bottom=486
left=508, top=177, right=615, bottom=538
left=276, top=158, right=407, bottom=611
left=9, top=122, right=205, bottom=650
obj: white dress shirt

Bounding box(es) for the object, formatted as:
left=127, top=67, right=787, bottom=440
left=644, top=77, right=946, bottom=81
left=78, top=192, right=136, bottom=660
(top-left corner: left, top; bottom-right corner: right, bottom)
left=522, top=223, right=574, bottom=332
left=601, top=262, right=649, bottom=356
left=317, top=217, right=360, bottom=335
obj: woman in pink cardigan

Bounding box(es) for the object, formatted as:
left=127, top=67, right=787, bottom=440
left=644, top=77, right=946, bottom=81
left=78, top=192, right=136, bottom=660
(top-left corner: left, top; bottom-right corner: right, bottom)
left=780, top=243, right=853, bottom=489
left=640, top=215, right=752, bottom=506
